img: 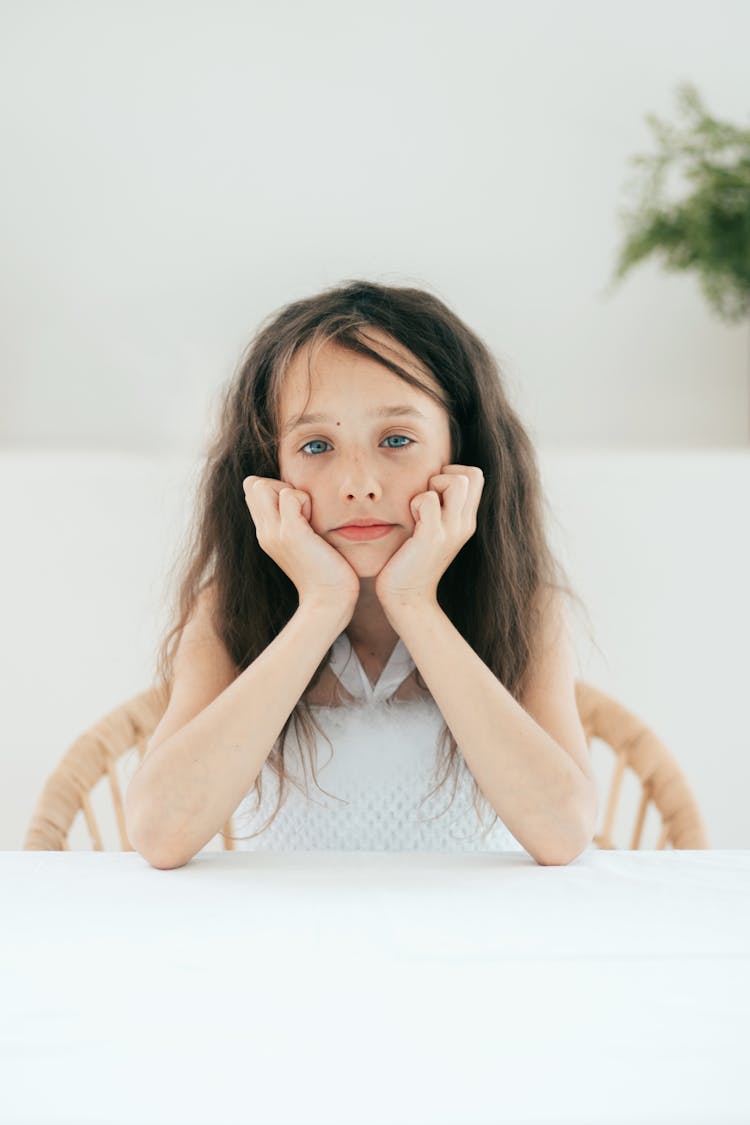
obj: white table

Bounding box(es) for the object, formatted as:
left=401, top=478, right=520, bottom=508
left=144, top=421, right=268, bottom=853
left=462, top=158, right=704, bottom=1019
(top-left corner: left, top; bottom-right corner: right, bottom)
left=2, top=848, right=749, bottom=1125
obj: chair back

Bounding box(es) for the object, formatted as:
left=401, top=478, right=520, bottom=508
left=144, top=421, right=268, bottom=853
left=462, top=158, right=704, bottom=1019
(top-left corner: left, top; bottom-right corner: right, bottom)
left=575, top=682, right=708, bottom=849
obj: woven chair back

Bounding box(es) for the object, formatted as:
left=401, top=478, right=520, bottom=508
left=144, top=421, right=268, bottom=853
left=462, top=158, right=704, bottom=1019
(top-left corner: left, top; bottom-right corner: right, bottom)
left=574, top=682, right=708, bottom=849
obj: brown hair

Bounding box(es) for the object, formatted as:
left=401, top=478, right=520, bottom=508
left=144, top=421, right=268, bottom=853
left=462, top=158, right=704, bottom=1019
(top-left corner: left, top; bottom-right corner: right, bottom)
left=154, top=279, right=591, bottom=842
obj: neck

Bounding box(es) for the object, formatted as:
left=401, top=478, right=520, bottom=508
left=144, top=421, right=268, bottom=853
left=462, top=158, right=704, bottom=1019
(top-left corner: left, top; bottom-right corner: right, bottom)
left=345, top=578, right=400, bottom=657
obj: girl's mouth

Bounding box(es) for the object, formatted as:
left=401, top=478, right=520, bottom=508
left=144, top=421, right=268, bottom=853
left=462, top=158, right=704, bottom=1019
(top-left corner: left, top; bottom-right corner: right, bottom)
left=334, top=525, right=395, bottom=541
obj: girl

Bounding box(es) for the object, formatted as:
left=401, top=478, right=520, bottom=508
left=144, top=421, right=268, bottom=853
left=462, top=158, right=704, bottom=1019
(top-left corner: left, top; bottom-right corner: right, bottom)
left=125, top=280, right=598, bottom=868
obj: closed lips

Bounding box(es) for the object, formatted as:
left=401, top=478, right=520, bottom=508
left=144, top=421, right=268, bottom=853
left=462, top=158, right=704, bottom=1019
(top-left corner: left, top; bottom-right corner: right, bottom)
left=337, top=522, right=393, bottom=529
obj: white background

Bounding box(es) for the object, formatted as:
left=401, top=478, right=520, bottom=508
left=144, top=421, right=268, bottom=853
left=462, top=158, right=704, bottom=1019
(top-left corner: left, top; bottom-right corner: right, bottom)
left=1, top=0, right=748, bottom=452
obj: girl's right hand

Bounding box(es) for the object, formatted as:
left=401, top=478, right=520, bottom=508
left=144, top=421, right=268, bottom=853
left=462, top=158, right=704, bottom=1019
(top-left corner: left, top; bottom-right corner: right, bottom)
left=243, top=476, right=360, bottom=613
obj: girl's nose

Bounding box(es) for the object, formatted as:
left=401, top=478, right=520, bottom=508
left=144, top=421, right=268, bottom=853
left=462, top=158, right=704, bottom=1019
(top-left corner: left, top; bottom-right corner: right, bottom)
left=338, top=464, right=383, bottom=498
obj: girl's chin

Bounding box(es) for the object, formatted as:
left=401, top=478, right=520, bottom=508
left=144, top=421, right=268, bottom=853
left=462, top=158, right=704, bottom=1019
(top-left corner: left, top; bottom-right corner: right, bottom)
left=336, top=547, right=398, bottom=577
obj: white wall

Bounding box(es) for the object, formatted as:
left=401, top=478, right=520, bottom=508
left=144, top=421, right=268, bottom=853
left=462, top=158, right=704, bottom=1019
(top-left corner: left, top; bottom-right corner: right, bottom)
left=3, top=448, right=748, bottom=853
left=1, top=0, right=748, bottom=453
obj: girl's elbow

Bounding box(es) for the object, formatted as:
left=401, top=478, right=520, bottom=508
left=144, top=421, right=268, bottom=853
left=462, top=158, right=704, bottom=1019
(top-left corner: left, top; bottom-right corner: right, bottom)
left=133, top=841, right=194, bottom=870
left=533, top=802, right=598, bottom=866
left=127, top=814, right=195, bottom=869
left=533, top=840, right=590, bottom=866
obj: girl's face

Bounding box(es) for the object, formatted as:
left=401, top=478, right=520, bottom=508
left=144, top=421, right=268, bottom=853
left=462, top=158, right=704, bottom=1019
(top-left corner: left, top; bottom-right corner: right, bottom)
left=277, top=328, right=453, bottom=577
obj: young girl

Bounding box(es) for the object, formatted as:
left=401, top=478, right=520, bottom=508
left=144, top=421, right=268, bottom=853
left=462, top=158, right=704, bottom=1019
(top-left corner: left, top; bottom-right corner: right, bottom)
left=125, top=279, right=598, bottom=868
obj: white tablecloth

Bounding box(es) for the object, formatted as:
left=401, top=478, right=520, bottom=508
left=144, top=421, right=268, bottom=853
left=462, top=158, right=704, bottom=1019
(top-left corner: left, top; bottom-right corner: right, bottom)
left=2, top=848, right=749, bottom=1125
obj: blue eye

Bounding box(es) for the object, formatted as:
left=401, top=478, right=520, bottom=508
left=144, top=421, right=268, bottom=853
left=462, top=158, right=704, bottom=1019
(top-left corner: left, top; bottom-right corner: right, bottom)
left=299, top=435, right=415, bottom=458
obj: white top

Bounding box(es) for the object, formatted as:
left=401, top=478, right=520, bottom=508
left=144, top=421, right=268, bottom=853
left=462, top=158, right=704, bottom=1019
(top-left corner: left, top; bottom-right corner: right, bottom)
left=231, top=631, right=526, bottom=852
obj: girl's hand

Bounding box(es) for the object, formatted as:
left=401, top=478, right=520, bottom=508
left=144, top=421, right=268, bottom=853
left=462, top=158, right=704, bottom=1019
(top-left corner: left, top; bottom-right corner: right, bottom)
left=243, top=476, right=360, bottom=614
left=374, top=465, right=485, bottom=609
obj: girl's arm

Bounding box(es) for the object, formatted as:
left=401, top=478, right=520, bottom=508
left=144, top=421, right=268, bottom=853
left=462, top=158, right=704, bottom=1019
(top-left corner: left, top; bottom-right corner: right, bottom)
left=381, top=593, right=597, bottom=866
left=125, top=596, right=351, bottom=869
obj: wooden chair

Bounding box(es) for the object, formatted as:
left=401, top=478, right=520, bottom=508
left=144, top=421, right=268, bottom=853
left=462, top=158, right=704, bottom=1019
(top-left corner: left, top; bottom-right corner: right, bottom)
left=23, top=681, right=708, bottom=851
left=575, top=682, right=708, bottom=849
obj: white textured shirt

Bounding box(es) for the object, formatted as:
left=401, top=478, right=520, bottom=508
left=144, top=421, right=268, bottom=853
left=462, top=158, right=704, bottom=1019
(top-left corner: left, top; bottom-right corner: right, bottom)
left=231, top=631, right=526, bottom=853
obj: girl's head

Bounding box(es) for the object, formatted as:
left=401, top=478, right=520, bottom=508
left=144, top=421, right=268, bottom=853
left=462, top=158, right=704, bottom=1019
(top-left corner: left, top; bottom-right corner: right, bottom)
left=157, top=279, right=588, bottom=840
left=220, top=279, right=546, bottom=588
left=276, top=324, right=453, bottom=578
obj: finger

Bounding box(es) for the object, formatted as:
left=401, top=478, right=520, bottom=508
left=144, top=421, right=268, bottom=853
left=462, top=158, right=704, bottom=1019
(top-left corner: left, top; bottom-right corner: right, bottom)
left=248, top=480, right=283, bottom=525
left=278, top=488, right=296, bottom=515
left=438, top=465, right=485, bottom=493
left=412, top=489, right=441, bottom=524
left=434, top=469, right=483, bottom=514
left=425, top=489, right=443, bottom=522
left=280, top=487, right=310, bottom=521
left=432, top=468, right=482, bottom=485
left=435, top=473, right=470, bottom=523
left=244, top=475, right=273, bottom=500
left=243, top=476, right=262, bottom=514
left=439, top=464, right=482, bottom=475
left=246, top=477, right=271, bottom=507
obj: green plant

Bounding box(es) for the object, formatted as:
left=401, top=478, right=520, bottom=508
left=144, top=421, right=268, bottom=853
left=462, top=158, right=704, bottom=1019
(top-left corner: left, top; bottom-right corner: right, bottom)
left=607, top=82, right=750, bottom=324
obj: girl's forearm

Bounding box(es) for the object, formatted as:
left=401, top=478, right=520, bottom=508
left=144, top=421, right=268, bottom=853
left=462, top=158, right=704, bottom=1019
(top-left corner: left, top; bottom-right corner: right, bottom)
left=125, top=602, right=349, bottom=868
left=382, top=597, right=597, bottom=865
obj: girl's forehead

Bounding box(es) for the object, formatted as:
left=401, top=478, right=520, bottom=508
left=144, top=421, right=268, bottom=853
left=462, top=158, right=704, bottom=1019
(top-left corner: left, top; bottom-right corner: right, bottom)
left=279, top=332, right=441, bottom=414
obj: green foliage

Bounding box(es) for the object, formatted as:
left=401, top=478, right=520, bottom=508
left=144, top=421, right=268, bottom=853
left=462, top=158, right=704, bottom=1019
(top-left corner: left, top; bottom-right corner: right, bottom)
left=608, top=83, right=750, bottom=324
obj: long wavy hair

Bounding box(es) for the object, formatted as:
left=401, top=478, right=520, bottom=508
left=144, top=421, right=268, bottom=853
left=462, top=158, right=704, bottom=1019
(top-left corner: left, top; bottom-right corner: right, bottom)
left=154, top=279, right=590, bottom=842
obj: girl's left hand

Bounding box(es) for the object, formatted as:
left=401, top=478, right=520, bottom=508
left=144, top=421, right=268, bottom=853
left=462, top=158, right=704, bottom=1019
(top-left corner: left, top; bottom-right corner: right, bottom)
left=374, top=464, right=485, bottom=609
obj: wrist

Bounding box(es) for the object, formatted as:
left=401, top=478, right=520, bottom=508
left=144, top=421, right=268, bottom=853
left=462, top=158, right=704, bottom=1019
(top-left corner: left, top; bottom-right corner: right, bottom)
left=298, top=595, right=356, bottom=630
left=379, top=591, right=439, bottom=624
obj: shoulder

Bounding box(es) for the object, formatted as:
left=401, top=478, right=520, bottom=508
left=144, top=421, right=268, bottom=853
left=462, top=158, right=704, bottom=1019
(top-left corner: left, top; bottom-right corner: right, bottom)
left=176, top=580, right=238, bottom=678
left=183, top=580, right=218, bottom=641
left=519, top=586, right=592, bottom=776
left=145, top=582, right=238, bottom=757
left=521, top=585, right=573, bottom=697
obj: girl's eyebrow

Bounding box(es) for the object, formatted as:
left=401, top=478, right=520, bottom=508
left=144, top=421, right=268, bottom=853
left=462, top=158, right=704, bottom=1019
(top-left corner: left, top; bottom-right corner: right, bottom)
left=283, top=404, right=428, bottom=436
